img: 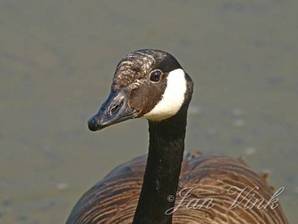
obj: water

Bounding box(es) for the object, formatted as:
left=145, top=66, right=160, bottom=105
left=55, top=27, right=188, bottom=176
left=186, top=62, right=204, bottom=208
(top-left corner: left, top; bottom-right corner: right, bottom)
left=0, top=0, right=297, bottom=223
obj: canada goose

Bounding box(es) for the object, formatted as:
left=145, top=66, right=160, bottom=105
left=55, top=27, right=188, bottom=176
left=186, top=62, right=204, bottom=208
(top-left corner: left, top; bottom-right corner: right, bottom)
left=66, top=49, right=288, bottom=224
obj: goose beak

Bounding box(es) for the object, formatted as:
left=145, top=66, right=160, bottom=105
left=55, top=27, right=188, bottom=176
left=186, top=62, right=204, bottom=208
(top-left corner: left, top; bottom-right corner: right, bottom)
left=88, top=90, right=138, bottom=131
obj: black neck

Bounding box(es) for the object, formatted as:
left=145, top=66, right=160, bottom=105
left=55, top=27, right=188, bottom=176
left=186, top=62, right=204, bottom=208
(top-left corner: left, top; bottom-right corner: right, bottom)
left=132, top=105, right=188, bottom=224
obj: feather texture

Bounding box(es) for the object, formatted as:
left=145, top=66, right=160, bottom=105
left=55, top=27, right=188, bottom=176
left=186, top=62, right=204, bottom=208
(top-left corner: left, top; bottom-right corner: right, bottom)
left=67, top=152, right=288, bottom=224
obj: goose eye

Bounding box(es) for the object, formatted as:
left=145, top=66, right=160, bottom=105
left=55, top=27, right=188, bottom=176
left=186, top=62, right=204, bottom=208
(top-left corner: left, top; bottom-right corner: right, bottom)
left=149, top=70, right=162, bottom=82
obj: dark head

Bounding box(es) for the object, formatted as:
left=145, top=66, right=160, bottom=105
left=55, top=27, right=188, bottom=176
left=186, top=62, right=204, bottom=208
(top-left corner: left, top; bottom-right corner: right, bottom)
left=88, top=49, right=193, bottom=131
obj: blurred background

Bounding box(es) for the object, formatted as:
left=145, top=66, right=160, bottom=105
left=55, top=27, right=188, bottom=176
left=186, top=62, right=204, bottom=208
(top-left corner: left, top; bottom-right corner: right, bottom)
left=0, top=0, right=297, bottom=223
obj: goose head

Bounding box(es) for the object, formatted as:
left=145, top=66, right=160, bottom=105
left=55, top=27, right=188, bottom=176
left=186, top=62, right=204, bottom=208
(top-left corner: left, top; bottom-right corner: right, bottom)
left=88, top=49, right=193, bottom=131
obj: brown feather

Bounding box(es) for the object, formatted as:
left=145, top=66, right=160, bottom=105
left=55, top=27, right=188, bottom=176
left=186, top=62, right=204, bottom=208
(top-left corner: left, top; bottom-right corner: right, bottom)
left=67, top=152, right=288, bottom=224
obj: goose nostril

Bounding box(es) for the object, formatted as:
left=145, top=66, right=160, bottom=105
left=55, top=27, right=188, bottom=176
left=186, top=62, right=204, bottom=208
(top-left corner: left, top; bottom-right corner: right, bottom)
left=110, top=104, right=120, bottom=114
left=109, top=100, right=124, bottom=115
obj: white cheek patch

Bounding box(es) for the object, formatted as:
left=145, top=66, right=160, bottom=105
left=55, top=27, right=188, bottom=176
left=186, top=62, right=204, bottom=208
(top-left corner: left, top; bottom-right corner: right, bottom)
left=143, top=68, right=187, bottom=121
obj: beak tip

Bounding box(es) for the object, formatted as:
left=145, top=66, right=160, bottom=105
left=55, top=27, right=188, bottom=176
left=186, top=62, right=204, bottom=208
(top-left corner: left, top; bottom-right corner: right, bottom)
left=88, top=117, right=101, bottom=131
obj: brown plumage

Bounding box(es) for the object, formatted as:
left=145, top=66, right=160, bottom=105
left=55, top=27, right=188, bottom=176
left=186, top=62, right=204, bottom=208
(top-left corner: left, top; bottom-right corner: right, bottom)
left=67, top=49, right=288, bottom=224
left=67, top=153, right=287, bottom=224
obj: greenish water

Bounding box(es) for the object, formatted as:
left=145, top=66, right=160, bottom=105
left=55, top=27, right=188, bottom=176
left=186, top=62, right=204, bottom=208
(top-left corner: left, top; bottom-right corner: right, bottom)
left=0, top=0, right=297, bottom=223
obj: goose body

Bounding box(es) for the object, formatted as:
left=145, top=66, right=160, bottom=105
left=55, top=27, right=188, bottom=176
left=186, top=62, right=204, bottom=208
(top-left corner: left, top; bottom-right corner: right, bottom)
left=66, top=49, right=288, bottom=224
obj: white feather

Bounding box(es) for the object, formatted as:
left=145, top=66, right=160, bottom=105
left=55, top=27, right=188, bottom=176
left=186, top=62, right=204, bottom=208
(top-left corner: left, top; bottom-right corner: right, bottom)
left=143, top=68, right=187, bottom=121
